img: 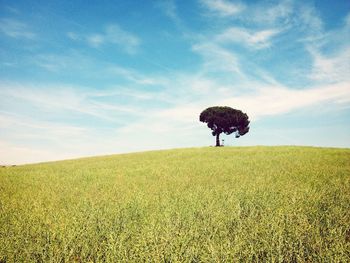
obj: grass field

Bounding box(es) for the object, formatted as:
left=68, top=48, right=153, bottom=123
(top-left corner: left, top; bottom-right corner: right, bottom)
left=0, top=146, right=349, bottom=262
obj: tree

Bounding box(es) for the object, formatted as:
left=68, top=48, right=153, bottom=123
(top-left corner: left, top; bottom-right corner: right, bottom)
left=199, top=106, right=250, bottom=147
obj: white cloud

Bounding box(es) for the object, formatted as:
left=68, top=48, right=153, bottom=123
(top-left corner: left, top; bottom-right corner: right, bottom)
left=306, top=15, right=350, bottom=84
left=152, top=81, right=350, bottom=125
left=0, top=82, right=143, bottom=122
left=0, top=113, right=87, bottom=138
left=111, top=79, right=350, bottom=159
left=216, top=27, right=281, bottom=49
left=87, top=34, right=104, bottom=47
left=221, top=82, right=350, bottom=120
left=67, top=31, right=80, bottom=40
left=244, top=0, right=293, bottom=25
left=2, top=72, right=350, bottom=165
left=345, top=12, right=350, bottom=27
left=0, top=18, right=35, bottom=39
left=200, top=0, right=245, bottom=17
left=308, top=47, right=350, bottom=83
left=192, top=43, right=242, bottom=74
left=298, top=4, right=323, bottom=34
left=105, top=24, right=140, bottom=53
left=109, top=66, right=167, bottom=86
left=34, top=54, right=71, bottom=72
left=5, top=6, right=20, bottom=14
left=73, top=24, right=140, bottom=53
left=155, top=0, right=181, bottom=25
left=199, top=0, right=293, bottom=25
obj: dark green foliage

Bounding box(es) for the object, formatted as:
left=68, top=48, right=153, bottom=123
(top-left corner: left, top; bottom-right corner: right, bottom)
left=200, top=106, right=250, bottom=146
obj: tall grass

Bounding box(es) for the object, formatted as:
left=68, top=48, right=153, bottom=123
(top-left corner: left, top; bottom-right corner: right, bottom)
left=1, top=146, right=349, bottom=262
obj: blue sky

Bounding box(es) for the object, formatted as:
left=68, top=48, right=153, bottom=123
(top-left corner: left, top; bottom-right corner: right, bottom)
left=1, top=0, right=350, bottom=164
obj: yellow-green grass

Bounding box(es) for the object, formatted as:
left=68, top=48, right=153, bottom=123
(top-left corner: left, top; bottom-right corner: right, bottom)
left=0, top=146, right=349, bottom=262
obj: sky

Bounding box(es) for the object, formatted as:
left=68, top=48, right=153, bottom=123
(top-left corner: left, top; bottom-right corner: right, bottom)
left=0, top=0, right=350, bottom=164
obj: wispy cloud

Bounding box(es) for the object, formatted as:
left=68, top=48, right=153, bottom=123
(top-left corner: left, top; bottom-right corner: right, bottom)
left=66, top=31, right=80, bottom=40
left=298, top=4, right=323, bottom=35
left=216, top=27, right=282, bottom=49
left=192, top=43, right=242, bottom=74
left=87, top=34, right=104, bottom=47
left=112, top=79, right=350, bottom=158
left=200, top=0, right=245, bottom=17
left=152, top=80, right=350, bottom=125
left=222, top=82, right=350, bottom=120
left=5, top=6, right=20, bottom=14
left=0, top=18, right=35, bottom=39
left=67, top=24, right=141, bottom=54
left=242, top=0, right=293, bottom=25
left=85, top=24, right=141, bottom=54
left=0, top=112, right=87, bottom=138
left=0, top=82, right=142, bottom=123
left=308, top=47, right=350, bottom=83
left=306, top=12, right=350, bottom=83
left=31, top=51, right=109, bottom=75
left=108, top=66, right=167, bottom=86
left=155, top=0, right=181, bottom=25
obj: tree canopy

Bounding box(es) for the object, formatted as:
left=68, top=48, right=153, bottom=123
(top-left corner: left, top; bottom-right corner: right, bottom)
left=199, top=106, right=250, bottom=146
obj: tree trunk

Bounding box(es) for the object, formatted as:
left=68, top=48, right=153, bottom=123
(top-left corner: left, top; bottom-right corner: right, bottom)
left=216, top=133, right=220, bottom=147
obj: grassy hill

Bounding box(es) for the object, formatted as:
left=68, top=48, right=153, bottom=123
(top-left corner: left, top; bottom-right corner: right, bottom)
left=1, top=146, right=349, bottom=262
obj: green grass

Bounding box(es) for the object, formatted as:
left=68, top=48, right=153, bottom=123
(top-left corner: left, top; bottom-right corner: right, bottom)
left=0, top=146, right=349, bottom=262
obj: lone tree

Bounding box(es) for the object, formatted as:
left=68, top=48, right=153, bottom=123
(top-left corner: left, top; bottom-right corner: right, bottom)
left=199, top=106, right=250, bottom=147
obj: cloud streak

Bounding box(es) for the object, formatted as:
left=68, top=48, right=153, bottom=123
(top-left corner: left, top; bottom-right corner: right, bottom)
left=0, top=18, right=35, bottom=39
left=88, top=24, right=140, bottom=54
left=69, top=24, right=141, bottom=54
left=216, top=27, right=282, bottom=49
left=308, top=47, right=350, bottom=83
left=192, top=43, right=242, bottom=74
left=200, top=0, right=245, bottom=17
